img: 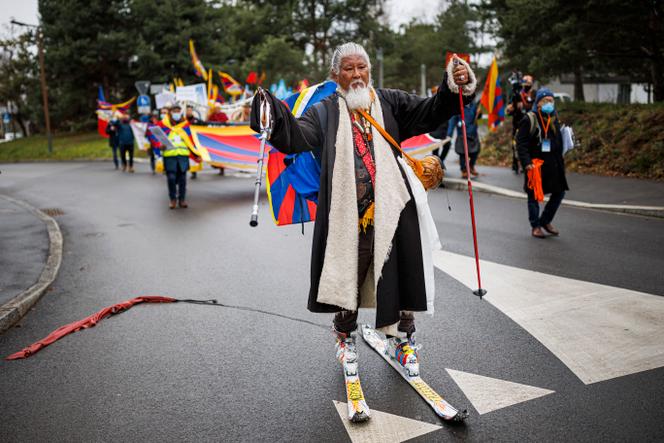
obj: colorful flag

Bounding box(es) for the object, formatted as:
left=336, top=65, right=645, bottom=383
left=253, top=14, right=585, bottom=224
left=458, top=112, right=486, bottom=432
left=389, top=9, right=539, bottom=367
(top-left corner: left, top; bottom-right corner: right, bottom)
left=297, top=79, right=310, bottom=92
left=189, top=39, right=208, bottom=81
left=266, top=80, right=444, bottom=226
left=218, top=71, right=244, bottom=96
left=189, top=124, right=267, bottom=171
left=479, top=57, right=505, bottom=131
left=96, top=93, right=136, bottom=138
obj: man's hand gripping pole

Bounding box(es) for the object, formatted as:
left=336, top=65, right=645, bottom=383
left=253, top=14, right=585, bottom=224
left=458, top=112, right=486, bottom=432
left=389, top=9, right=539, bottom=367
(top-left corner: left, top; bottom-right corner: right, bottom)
left=249, top=88, right=272, bottom=227
left=454, top=56, right=487, bottom=300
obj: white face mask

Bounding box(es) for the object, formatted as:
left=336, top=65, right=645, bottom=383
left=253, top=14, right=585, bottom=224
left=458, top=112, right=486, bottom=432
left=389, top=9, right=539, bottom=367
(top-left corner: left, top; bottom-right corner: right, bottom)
left=171, top=112, right=182, bottom=121
left=160, top=113, right=167, bottom=120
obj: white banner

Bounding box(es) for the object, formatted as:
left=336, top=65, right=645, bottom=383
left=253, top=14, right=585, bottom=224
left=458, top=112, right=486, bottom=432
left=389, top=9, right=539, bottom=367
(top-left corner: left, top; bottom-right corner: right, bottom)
left=130, top=121, right=150, bottom=151
left=155, top=91, right=176, bottom=110
left=176, top=83, right=207, bottom=106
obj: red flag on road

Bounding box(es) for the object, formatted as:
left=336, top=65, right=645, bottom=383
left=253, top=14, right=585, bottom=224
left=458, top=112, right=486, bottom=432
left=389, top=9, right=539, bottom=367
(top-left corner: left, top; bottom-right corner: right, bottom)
left=5, top=296, right=218, bottom=360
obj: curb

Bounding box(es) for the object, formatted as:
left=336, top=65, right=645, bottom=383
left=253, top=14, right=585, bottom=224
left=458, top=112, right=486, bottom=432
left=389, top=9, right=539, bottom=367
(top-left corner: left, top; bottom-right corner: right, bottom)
left=0, top=195, right=63, bottom=334
left=443, top=178, right=664, bottom=219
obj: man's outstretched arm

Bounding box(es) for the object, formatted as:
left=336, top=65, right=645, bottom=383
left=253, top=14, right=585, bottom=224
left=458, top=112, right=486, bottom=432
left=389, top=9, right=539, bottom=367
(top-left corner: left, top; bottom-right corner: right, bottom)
left=250, top=89, right=323, bottom=155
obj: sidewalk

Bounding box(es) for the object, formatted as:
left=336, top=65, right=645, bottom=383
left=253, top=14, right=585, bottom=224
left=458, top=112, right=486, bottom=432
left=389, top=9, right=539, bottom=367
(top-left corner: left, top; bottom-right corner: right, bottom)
left=442, top=159, right=664, bottom=218
left=0, top=195, right=62, bottom=333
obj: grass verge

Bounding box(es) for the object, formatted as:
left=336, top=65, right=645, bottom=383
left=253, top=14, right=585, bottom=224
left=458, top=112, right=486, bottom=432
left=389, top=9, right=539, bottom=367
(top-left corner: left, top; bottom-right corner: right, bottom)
left=481, top=102, right=664, bottom=181
left=0, top=132, right=146, bottom=162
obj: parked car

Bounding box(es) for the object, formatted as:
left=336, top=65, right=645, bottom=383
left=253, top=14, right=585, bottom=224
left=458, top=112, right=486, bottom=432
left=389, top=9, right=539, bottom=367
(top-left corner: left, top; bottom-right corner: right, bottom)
left=554, top=92, right=573, bottom=103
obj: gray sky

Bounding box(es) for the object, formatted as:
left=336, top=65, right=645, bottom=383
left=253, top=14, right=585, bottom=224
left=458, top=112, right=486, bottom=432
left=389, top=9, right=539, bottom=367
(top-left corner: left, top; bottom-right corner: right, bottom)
left=0, top=0, right=38, bottom=34
left=387, top=0, right=443, bottom=30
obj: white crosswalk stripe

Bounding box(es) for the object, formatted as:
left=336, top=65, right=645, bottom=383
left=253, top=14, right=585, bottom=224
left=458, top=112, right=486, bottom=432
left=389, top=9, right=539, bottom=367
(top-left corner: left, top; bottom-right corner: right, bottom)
left=333, top=401, right=441, bottom=443
left=434, top=250, right=664, bottom=384
left=445, top=369, right=554, bottom=414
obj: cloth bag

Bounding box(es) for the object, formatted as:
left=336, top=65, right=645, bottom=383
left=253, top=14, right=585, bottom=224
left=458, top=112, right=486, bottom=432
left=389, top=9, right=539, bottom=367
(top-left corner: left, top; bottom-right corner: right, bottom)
left=358, top=109, right=444, bottom=191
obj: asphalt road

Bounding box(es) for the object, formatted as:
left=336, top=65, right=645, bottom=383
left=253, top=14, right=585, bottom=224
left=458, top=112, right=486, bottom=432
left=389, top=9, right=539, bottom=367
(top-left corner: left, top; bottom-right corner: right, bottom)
left=1, top=162, right=663, bottom=442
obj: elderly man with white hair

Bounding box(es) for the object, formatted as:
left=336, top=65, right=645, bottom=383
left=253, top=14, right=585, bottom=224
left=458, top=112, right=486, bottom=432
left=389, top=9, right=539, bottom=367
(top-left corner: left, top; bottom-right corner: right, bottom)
left=251, top=42, right=475, bottom=422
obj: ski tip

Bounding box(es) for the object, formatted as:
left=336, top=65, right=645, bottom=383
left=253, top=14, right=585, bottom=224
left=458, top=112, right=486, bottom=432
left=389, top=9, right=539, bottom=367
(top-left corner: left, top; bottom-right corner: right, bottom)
left=451, top=409, right=469, bottom=422
left=350, top=411, right=371, bottom=423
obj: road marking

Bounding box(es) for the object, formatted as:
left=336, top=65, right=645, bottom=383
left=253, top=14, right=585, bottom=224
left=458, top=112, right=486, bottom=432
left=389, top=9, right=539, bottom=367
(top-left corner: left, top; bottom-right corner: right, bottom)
left=333, top=401, right=441, bottom=443
left=434, top=250, right=664, bottom=384
left=445, top=369, right=554, bottom=415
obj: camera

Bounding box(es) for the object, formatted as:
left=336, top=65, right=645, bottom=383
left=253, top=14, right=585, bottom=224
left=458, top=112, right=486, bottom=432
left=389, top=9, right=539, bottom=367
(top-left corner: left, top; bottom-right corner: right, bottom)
left=508, top=70, right=523, bottom=96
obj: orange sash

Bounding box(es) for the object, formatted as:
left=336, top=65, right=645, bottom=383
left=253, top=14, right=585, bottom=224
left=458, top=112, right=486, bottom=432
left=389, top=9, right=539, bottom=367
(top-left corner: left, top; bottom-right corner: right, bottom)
left=527, top=159, right=545, bottom=202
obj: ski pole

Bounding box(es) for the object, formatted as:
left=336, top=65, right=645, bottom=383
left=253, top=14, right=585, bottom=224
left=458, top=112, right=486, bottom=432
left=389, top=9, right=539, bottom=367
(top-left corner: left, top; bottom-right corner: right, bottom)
left=455, top=59, right=487, bottom=299
left=249, top=89, right=271, bottom=227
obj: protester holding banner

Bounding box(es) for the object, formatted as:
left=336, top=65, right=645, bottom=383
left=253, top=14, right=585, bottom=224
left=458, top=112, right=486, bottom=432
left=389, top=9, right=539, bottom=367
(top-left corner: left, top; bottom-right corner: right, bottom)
left=156, top=102, right=197, bottom=209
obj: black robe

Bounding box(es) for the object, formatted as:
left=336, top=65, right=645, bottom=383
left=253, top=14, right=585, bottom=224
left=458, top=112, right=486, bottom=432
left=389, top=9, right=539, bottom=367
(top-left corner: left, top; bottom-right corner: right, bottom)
left=251, top=76, right=468, bottom=328
left=516, top=112, right=569, bottom=194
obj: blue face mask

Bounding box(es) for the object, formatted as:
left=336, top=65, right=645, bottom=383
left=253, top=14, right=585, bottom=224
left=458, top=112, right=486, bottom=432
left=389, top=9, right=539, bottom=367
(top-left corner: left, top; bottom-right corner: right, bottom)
left=541, top=102, right=555, bottom=114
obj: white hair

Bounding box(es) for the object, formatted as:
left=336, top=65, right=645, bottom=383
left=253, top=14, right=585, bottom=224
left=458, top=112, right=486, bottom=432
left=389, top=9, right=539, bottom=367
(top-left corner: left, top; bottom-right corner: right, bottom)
left=330, top=42, right=372, bottom=76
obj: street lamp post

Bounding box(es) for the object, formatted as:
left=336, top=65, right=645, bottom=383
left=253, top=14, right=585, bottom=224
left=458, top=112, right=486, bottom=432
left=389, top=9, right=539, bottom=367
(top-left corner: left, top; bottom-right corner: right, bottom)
left=420, top=64, right=426, bottom=97
left=11, top=20, right=52, bottom=153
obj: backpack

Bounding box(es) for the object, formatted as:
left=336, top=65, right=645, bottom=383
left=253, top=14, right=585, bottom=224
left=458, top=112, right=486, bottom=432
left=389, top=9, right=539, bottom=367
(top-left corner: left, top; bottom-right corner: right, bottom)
left=525, top=111, right=541, bottom=143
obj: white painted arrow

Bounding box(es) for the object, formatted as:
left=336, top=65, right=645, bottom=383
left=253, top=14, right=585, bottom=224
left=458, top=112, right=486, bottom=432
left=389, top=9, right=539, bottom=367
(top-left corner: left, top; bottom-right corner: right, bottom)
left=446, top=369, right=554, bottom=415
left=434, top=250, right=664, bottom=384
left=333, top=401, right=441, bottom=443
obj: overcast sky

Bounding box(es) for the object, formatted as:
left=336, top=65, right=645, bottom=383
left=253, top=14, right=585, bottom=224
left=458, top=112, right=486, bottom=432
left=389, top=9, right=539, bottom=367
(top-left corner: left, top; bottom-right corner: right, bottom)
left=1, top=0, right=443, bottom=34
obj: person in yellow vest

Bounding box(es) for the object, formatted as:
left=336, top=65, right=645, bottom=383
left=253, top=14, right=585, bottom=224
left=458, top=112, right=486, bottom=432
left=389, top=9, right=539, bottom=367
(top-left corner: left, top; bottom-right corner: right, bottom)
left=159, top=103, right=196, bottom=209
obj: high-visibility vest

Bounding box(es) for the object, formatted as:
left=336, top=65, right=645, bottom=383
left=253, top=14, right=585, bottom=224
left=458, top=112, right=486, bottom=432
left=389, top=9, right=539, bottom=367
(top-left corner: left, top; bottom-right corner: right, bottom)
left=161, top=118, right=192, bottom=157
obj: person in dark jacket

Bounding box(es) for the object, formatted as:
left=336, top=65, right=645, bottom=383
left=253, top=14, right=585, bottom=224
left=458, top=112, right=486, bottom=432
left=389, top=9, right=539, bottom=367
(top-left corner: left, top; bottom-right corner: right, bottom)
left=516, top=88, right=568, bottom=238
left=251, top=43, right=475, bottom=417
left=448, top=100, right=481, bottom=178
left=105, top=112, right=121, bottom=169
left=116, top=112, right=135, bottom=173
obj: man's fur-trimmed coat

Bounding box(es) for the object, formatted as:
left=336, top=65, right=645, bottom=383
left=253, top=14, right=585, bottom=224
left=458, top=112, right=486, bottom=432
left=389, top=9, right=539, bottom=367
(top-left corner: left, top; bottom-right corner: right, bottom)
left=251, top=75, right=471, bottom=329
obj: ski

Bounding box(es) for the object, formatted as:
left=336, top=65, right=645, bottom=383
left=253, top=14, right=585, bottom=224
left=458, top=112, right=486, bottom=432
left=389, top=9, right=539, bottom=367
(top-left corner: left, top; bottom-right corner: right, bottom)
left=338, top=336, right=371, bottom=422
left=360, top=324, right=468, bottom=422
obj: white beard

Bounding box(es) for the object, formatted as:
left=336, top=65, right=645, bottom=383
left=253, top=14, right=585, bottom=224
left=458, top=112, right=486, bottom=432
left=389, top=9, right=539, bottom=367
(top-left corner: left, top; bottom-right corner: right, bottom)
left=341, top=80, right=372, bottom=110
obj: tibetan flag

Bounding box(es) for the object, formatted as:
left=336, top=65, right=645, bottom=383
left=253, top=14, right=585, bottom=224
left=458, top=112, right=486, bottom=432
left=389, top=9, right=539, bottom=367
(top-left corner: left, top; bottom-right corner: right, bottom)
left=96, top=95, right=136, bottom=138
left=479, top=57, right=505, bottom=131
left=189, top=124, right=267, bottom=171
left=402, top=134, right=444, bottom=158
left=297, top=79, right=310, bottom=92
left=189, top=39, right=208, bottom=81
left=266, top=80, right=338, bottom=226
left=218, top=71, right=244, bottom=96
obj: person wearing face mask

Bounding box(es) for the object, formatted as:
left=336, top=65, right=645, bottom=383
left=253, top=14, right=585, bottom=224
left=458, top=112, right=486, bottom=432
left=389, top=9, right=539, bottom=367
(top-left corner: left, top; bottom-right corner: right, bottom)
left=116, top=112, right=135, bottom=173
left=516, top=88, right=568, bottom=238
left=507, top=74, right=536, bottom=173
left=158, top=102, right=198, bottom=209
